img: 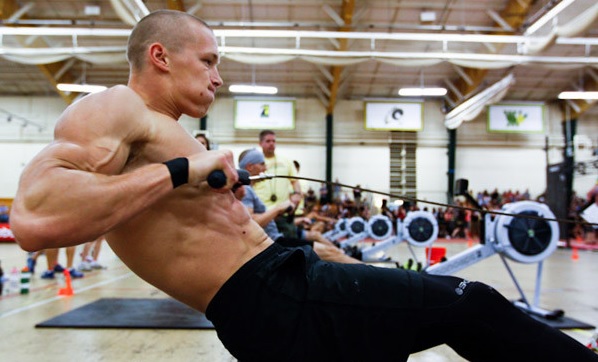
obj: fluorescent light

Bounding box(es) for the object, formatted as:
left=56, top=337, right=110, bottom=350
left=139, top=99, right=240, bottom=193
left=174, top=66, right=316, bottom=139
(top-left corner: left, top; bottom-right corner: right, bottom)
left=56, top=83, right=107, bottom=93
left=557, top=91, right=598, bottom=100
left=229, top=84, right=278, bottom=94
left=398, top=87, right=447, bottom=96
left=524, top=0, right=576, bottom=36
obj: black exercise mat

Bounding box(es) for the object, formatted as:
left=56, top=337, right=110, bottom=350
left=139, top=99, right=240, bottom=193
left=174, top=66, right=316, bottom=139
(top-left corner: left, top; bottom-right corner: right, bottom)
left=36, top=298, right=214, bottom=329
left=528, top=313, right=595, bottom=330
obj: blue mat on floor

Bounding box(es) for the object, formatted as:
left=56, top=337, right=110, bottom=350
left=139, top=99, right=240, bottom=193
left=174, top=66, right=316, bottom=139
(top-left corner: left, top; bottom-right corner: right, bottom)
left=35, top=298, right=214, bottom=329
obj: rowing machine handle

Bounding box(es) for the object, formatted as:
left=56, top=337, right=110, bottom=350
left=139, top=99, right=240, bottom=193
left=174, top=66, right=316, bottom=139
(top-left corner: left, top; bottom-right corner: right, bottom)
left=207, top=169, right=250, bottom=189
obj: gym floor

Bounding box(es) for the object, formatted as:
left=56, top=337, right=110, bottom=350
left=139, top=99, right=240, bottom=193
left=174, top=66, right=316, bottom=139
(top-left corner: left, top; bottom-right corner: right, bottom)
left=1, top=239, right=597, bottom=362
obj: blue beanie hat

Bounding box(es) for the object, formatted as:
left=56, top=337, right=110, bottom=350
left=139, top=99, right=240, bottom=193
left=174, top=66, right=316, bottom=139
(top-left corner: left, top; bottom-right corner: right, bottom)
left=239, top=148, right=265, bottom=169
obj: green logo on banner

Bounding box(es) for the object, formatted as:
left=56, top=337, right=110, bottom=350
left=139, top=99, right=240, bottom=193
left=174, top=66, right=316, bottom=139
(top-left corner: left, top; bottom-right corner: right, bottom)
left=261, top=104, right=270, bottom=118
left=504, top=110, right=527, bottom=126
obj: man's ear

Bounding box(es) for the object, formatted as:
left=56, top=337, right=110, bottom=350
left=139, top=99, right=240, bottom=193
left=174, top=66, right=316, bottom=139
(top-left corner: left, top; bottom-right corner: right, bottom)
left=148, top=43, right=169, bottom=72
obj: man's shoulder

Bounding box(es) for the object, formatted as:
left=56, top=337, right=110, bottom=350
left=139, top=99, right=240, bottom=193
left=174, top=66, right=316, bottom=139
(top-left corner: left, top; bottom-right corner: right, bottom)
left=66, top=85, right=142, bottom=116
left=242, top=186, right=262, bottom=207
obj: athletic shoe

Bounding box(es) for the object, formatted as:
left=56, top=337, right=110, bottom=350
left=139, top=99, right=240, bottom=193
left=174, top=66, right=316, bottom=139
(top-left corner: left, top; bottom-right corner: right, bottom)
left=68, top=268, right=84, bottom=279
left=90, top=261, right=105, bottom=270
left=26, top=256, right=36, bottom=274
left=53, top=264, right=65, bottom=273
left=78, top=261, right=92, bottom=272
left=40, top=270, right=55, bottom=279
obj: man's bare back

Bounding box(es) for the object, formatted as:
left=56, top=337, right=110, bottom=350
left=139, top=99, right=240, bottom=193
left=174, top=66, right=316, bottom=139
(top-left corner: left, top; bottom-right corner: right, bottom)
left=10, top=13, right=273, bottom=313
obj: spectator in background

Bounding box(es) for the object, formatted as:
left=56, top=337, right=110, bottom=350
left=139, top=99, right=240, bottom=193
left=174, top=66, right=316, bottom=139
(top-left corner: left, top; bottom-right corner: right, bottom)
left=254, top=130, right=302, bottom=238
left=319, top=183, right=329, bottom=205
left=40, top=247, right=84, bottom=279
left=78, top=235, right=106, bottom=271
left=353, top=185, right=362, bottom=210
left=0, top=205, right=9, bottom=223
left=304, top=187, right=318, bottom=211
left=380, top=199, right=395, bottom=222
left=333, top=178, right=342, bottom=203
left=195, top=133, right=210, bottom=150
left=236, top=148, right=360, bottom=264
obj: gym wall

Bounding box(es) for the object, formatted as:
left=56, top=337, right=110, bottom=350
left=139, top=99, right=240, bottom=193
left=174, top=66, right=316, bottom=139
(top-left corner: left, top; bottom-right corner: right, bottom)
left=0, top=96, right=596, bottom=206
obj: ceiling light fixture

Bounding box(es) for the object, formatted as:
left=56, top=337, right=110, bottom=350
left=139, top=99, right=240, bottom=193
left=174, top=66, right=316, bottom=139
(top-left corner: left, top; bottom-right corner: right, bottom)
left=56, top=83, right=107, bottom=93
left=524, top=0, right=576, bottom=36
left=398, top=87, right=447, bottom=97
left=228, top=84, right=278, bottom=95
left=557, top=91, right=598, bottom=100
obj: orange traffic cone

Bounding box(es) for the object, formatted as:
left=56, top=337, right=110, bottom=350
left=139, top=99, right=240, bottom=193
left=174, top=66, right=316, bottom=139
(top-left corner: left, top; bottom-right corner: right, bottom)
left=571, top=246, right=579, bottom=261
left=466, top=231, right=473, bottom=248
left=58, top=269, right=74, bottom=296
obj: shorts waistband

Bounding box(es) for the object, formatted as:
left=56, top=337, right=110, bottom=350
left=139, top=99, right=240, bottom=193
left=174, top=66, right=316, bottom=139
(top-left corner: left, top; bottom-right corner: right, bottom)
left=206, top=242, right=287, bottom=321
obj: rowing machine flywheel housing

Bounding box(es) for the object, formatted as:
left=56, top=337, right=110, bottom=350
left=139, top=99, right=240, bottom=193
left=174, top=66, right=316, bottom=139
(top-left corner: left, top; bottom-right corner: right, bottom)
left=402, top=210, right=438, bottom=247
left=491, top=201, right=559, bottom=263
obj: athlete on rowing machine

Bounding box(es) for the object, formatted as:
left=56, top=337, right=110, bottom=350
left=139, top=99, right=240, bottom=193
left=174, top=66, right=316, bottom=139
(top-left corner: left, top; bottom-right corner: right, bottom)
left=10, top=10, right=597, bottom=362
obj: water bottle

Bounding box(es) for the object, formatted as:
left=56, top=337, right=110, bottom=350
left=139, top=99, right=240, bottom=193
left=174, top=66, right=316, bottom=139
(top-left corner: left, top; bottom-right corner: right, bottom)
left=20, top=267, right=31, bottom=294
left=8, top=267, right=19, bottom=294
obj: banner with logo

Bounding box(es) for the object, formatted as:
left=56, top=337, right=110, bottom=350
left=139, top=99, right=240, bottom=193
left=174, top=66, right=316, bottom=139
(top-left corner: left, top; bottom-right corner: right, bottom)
left=234, top=99, right=295, bottom=130
left=364, top=101, right=423, bottom=131
left=487, top=104, right=544, bottom=133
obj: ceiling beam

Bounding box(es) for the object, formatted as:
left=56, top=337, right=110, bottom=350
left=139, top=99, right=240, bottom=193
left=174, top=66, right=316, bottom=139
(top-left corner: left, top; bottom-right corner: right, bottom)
left=166, top=0, right=186, bottom=11
left=326, top=0, right=355, bottom=115
left=447, top=0, right=534, bottom=105
left=0, top=0, right=19, bottom=19
left=1, top=0, right=78, bottom=103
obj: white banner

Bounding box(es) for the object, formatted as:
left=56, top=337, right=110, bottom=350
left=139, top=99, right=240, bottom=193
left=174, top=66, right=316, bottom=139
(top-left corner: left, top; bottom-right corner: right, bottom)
left=364, top=102, right=423, bottom=131
left=234, top=99, right=295, bottom=130
left=487, top=104, right=544, bottom=133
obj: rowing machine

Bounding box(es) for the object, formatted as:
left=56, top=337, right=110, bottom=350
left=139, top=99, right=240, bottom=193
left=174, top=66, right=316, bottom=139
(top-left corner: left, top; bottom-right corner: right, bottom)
left=426, top=199, right=563, bottom=320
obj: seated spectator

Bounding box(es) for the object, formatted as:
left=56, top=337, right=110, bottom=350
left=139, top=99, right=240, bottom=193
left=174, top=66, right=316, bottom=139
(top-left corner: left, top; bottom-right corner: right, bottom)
left=194, top=133, right=210, bottom=150
left=236, top=148, right=361, bottom=264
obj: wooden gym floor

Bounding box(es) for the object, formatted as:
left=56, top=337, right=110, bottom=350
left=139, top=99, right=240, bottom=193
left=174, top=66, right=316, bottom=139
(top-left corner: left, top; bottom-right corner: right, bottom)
left=1, top=239, right=597, bottom=362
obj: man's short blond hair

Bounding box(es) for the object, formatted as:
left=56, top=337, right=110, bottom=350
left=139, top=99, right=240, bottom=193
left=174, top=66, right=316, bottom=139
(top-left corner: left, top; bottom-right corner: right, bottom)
left=126, top=10, right=210, bottom=71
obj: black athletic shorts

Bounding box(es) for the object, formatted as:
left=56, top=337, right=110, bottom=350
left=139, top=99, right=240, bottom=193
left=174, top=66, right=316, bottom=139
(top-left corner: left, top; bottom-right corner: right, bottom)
left=274, top=236, right=314, bottom=248
left=206, top=243, right=426, bottom=361
left=207, top=244, right=598, bottom=362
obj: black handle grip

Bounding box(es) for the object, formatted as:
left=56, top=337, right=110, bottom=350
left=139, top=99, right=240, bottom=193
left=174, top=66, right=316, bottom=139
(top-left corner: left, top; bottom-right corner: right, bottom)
left=207, top=170, right=226, bottom=189
left=207, top=169, right=250, bottom=189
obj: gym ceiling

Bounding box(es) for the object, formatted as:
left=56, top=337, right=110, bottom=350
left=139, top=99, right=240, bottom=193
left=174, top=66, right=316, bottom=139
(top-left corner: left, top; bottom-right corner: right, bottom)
left=0, top=0, right=596, bottom=120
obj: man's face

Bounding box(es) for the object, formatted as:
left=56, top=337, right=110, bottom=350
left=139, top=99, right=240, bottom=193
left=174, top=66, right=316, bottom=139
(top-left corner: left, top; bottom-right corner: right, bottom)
left=196, top=135, right=208, bottom=149
left=170, top=22, right=223, bottom=118
left=247, top=162, right=267, bottom=176
left=260, top=134, right=276, bottom=157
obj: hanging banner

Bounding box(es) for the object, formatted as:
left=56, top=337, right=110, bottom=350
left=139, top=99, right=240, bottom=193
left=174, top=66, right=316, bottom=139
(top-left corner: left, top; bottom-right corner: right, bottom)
left=487, top=103, right=545, bottom=133
left=234, top=99, right=295, bottom=130
left=364, top=101, right=423, bottom=131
